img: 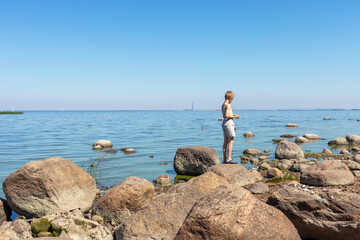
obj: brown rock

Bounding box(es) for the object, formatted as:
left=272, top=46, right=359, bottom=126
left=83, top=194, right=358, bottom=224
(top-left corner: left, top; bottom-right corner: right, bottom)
left=280, top=134, right=295, bottom=138
left=187, top=172, right=229, bottom=194
left=175, top=185, right=301, bottom=240
left=243, top=131, right=254, bottom=138
left=243, top=148, right=262, bottom=156
left=207, top=164, right=256, bottom=187
left=246, top=182, right=269, bottom=194
left=267, top=168, right=283, bottom=178
left=250, top=170, right=263, bottom=181
left=341, top=160, right=360, bottom=171
left=92, top=176, right=155, bottom=225
left=115, top=184, right=202, bottom=240
left=303, top=134, right=321, bottom=140
left=173, top=146, right=219, bottom=176
left=268, top=185, right=360, bottom=240
left=295, top=137, right=309, bottom=144
left=153, top=175, right=170, bottom=185
left=322, top=148, right=333, bottom=154
left=301, top=170, right=354, bottom=186
left=3, top=157, right=96, bottom=218
left=91, top=215, right=104, bottom=225
left=328, top=137, right=349, bottom=145
left=340, top=149, right=350, bottom=154
left=286, top=123, right=298, bottom=127
left=0, top=198, right=11, bottom=224
left=346, top=134, right=360, bottom=144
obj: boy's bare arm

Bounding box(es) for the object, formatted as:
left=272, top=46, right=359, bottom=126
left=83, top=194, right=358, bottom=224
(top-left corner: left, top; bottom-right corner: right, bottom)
left=225, top=104, right=240, bottom=119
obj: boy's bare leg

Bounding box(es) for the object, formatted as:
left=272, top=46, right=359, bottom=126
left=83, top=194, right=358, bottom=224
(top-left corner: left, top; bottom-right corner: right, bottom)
left=227, top=137, right=234, bottom=161
left=223, top=137, right=229, bottom=161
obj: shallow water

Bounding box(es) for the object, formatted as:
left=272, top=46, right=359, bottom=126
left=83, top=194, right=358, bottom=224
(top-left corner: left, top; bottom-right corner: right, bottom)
left=0, top=110, right=359, bottom=199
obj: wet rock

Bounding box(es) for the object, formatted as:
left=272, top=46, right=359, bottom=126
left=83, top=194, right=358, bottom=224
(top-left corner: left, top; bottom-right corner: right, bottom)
left=173, top=146, right=219, bottom=176
left=264, top=149, right=270, bottom=153
left=92, top=145, right=102, bottom=150
left=243, top=148, right=262, bottom=156
left=272, top=139, right=290, bottom=143
left=267, top=168, right=283, bottom=178
left=115, top=184, right=202, bottom=240
left=328, top=137, right=349, bottom=145
left=250, top=158, right=259, bottom=165
left=286, top=123, right=298, bottom=127
left=187, top=172, right=229, bottom=194
left=293, top=158, right=308, bottom=164
left=92, top=139, right=113, bottom=149
left=346, top=134, right=360, bottom=144
left=322, top=148, right=332, bottom=154
left=92, top=176, right=155, bottom=226
left=323, top=117, right=331, bottom=120
left=121, top=148, right=136, bottom=154
left=175, top=185, right=301, bottom=240
left=295, top=137, right=309, bottom=144
left=277, top=159, right=293, bottom=170
left=218, top=118, right=224, bottom=121
left=303, top=134, right=320, bottom=140
left=153, top=175, right=170, bottom=185
left=207, top=164, right=256, bottom=187
left=275, top=140, right=305, bottom=160
left=300, top=160, right=354, bottom=186
left=243, top=131, right=254, bottom=138
left=3, top=157, right=96, bottom=218
left=246, top=182, right=269, bottom=194
left=268, top=185, right=360, bottom=240
left=259, top=155, right=269, bottom=161
left=354, top=154, right=360, bottom=163
left=280, top=134, right=295, bottom=138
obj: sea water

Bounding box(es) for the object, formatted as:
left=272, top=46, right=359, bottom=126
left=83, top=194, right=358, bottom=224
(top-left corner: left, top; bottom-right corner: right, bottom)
left=0, top=110, right=360, bottom=199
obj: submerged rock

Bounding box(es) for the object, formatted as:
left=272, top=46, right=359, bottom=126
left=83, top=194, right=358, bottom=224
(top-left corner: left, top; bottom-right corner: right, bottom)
left=328, top=137, right=349, bottom=145
left=92, top=176, right=155, bottom=226
left=303, top=134, right=321, bottom=140
left=322, top=148, right=333, bottom=154
left=173, top=146, right=219, bottom=176
left=3, top=157, right=96, bottom=218
left=243, top=148, right=262, bottom=156
left=268, top=185, right=360, bottom=240
left=92, top=139, right=113, bottom=149
left=295, top=137, right=309, bottom=144
left=175, top=185, right=301, bottom=240
left=280, top=134, right=295, bottom=138
left=243, top=131, right=254, bottom=138
left=286, top=123, right=298, bottom=127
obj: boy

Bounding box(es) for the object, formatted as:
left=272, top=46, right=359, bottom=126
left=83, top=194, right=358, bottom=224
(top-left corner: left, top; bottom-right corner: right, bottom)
left=221, top=91, right=240, bottom=164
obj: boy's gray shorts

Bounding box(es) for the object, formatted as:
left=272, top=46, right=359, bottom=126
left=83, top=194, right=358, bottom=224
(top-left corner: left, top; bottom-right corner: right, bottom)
left=222, top=119, right=236, bottom=138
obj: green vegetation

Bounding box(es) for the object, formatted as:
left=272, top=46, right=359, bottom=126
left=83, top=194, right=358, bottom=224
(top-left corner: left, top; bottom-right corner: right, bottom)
left=266, top=172, right=297, bottom=183
left=0, top=112, right=23, bottom=114
left=31, top=218, right=51, bottom=235
left=87, top=154, right=110, bottom=185
left=173, top=175, right=196, bottom=184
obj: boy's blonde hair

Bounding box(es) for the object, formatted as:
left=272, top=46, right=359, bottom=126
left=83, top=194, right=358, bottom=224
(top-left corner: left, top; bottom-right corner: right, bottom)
left=225, top=91, right=235, bottom=100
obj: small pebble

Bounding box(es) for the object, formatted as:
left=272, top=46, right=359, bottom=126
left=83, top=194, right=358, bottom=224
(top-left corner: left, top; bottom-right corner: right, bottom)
left=310, top=191, right=315, bottom=195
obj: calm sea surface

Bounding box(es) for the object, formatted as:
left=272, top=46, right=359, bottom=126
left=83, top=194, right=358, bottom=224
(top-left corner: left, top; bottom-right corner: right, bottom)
left=1, top=110, right=360, bottom=199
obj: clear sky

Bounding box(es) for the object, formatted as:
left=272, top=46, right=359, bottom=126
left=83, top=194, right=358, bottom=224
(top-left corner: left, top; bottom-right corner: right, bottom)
left=1, top=0, right=359, bottom=110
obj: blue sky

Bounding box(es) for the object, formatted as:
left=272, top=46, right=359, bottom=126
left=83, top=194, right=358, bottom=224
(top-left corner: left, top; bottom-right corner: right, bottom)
left=1, top=0, right=359, bottom=110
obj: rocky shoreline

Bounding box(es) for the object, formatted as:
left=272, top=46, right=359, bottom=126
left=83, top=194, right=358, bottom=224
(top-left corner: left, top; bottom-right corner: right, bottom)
left=1, top=133, right=360, bottom=240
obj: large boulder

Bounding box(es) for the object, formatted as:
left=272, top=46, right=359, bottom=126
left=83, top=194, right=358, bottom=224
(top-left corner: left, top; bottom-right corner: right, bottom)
left=114, top=184, right=202, bottom=240
left=173, top=146, right=219, bottom=176
left=175, top=185, right=301, bottom=240
left=207, top=164, right=256, bottom=186
left=92, top=176, right=155, bottom=226
left=0, top=198, right=11, bottom=224
left=328, top=137, right=349, bottom=145
left=346, top=134, right=360, bottom=144
left=275, top=141, right=305, bottom=159
left=3, top=157, right=96, bottom=218
left=268, top=185, right=360, bottom=240
left=187, top=172, right=229, bottom=194
left=303, top=134, right=321, bottom=140
left=300, top=160, right=354, bottom=186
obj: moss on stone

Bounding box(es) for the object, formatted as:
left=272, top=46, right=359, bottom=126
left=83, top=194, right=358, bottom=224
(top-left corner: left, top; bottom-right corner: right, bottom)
left=266, top=172, right=297, bottom=183
left=173, top=175, right=196, bottom=184
left=31, top=218, right=51, bottom=235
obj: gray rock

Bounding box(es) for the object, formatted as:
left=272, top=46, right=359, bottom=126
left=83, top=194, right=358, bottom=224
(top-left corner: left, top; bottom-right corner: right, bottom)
left=92, top=139, right=113, bottom=149
left=3, top=157, right=96, bottom=218
left=340, top=149, right=350, bottom=154
left=303, top=134, right=321, bottom=140
left=259, top=162, right=272, bottom=171
left=0, top=219, right=32, bottom=239
left=301, top=170, right=354, bottom=186
left=250, top=170, right=263, bottom=182
left=246, top=182, right=269, bottom=194
left=275, top=141, right=305, bottom=159
left=258, top=155, right=269, bottom=161
left=268, top=185, right=360, bottom=240
left=290, top=164, right=311, bottom=173
left=328, top=137, right=349, bottom=145
left=243, top=148, right=262, bottom=156
left=243, top=131, right=254, bottom=138
left=354, top=154, right=360, bottom=163
left=341, top=160, right=360, bottom=171
left=207, top=164, right=256, bottom=187
left=92, top=176, right=155, bottom=226
left=173, top=146, right=219, bottom=176
left=280, top=134, right=295, bottom=138
left=295, top=137, right=309, bottom=144
left=345, top=134, right=360, bottom=144
left=351, top=147, right=360, bottom=154
left=175, top=185, right=301, bottom=240
left=250, top=158, right=259, bottom=165
left=153, top=175, right=170, bottom=185
left=115, top=184, right=202, bottom=240
left=0, top=198, right=11, bottom=224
